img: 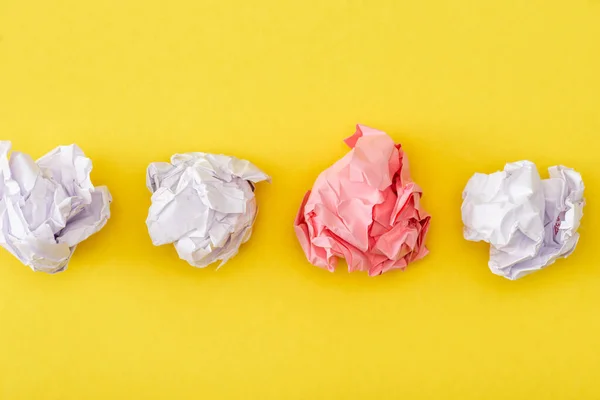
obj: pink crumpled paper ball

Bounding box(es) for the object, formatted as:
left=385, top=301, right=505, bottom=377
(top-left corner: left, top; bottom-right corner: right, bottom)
left=294, top=125, right=431, bottom=276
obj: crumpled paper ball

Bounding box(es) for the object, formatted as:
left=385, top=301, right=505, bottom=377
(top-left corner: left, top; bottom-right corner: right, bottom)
left=0, top=141, right=112, bottom=273
left=294, top=125, right=431, bottom=276
left=462, top=161, right=585, bottom=280
left=146, top=152, right=270, bottom=268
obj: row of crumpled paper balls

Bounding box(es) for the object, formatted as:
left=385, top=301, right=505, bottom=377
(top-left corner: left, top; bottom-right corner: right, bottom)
left=0, top=126, right=585, bottom=280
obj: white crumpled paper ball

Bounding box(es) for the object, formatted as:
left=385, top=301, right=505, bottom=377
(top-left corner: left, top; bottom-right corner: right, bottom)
left=146, top=152, right=270, bottom=269
left=461, top=161, right=585, bottom=280
left=0, top=141, right=112, bottom=273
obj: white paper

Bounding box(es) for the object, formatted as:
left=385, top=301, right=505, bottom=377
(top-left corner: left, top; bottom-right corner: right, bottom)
left=146, top=152, right=270, bottom=268
left=462, top=161, right=585, bottom=280
left=0, top=141, right=112, bottom=273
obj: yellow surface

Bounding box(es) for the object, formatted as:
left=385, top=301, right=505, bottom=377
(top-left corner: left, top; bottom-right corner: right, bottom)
left=0, top=0, right=599, bottom=398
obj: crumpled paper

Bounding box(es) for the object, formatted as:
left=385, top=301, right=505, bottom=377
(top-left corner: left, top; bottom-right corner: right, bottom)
left=146, top=152, right=270, bottom=268
left=0, top=141, right=112, bottom=273
left=462, top=161, right=585, bottom=280
left=294, top=125, right=431, bottom=276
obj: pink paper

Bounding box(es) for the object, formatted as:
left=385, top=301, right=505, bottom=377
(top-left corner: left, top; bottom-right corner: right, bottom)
left=294, top=125, right=431, bottom=276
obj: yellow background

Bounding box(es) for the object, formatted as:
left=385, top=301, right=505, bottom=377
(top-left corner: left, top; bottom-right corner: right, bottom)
left=0, top=0, right=599, bottom=398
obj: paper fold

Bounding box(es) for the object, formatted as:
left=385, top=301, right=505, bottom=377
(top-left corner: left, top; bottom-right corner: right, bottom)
left=0, top=142, right=112, bottom=273
left=146, top=152, right=269, bottom=268
left=294, top=125, right=431, bottom=276
left=462, top=161, right=585, bottom=280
